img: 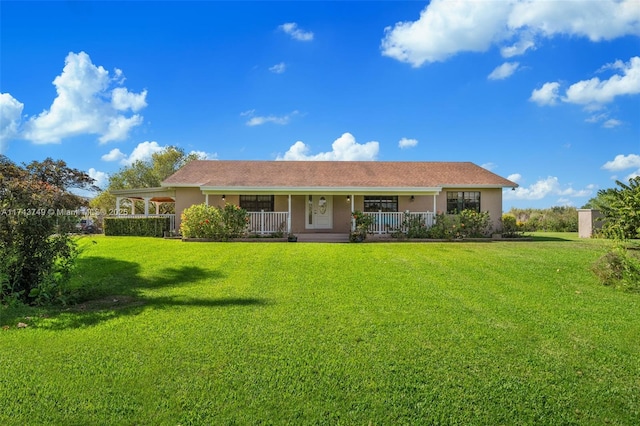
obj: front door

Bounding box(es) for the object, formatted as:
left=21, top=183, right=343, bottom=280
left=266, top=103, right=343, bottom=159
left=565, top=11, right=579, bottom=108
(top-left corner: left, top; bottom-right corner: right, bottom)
left=306, top=195, right=333, bottom=230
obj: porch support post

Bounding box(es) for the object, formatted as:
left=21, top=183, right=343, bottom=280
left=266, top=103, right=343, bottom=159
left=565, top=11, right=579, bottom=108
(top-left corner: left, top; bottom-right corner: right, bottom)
left=116, top=197, right=121, bottom=216
left=155, top=202, right=160, bottom=214
left=205, top=193, right=209, bottom=206
left=130, top=198, right=135, bottom=215
left=287, top=194, right=292, bottom=233
left=351, top=194, right=355, bottom=231
left=143, top=198, right=150, bottom=217
left=433, top=194, right=436, bottom=213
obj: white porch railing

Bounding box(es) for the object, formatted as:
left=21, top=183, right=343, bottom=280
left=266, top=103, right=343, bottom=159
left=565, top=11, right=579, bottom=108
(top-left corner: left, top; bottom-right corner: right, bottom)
left=364, top=211, right=435, bottom=234
left=114, top=214, right=176, bottom=232
left=247, top=211, right=289, bottom=235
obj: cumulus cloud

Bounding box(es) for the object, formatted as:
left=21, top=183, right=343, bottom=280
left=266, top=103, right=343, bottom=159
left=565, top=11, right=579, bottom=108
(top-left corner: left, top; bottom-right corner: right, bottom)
left=0, top=93, right=24, bottom=153
left=398, top=137, right=418, bottom=149
left=88, top=168, right=109, bottom=189
left=529, top=82, right=561, bottom=105
left=381, top=0, right=640, bottom=67
left=277, top=132, right=379, bottom=161
left=488, top=62, right=520, bottom=80
left=278, top=22, right=314, bottom=41
left=504, top=176, right=594, bottom=200
left=269, top=62, right=287, bottom=74
left=242, top=110, right=299, bottom=126
left=532, top=56, right=639, bottom=125
left=101, top=141, right=164, bottom=165
left=101, top=148, right=127, bottom=162
left=602, top=154, right=640, bottom=171
left=563, top=56, right=640, bottom=105
left=21, top=51, right=147, bottom=144
left=602, top=153, right=640, bottom=181
left=507, top=173, right=522, bottom=183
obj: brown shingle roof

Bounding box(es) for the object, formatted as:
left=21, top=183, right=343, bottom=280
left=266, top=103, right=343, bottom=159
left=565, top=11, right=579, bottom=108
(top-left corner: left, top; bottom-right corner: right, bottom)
left=162, top=160, right=518, bottom=189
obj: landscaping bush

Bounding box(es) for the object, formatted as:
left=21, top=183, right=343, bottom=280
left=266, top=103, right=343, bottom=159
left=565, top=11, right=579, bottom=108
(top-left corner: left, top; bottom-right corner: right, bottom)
left=104, top=217, right=170, bottom=237
left=180, top=203, right=249, bottom=240
left=350, top=210, right=375, bottom=242
left=425, top=213, right=461, bottom=239
left=501, top=215, right=525, bottom=238
left=592, top=244, right=640, bottom=292
left=458, top=209, right=492, bottom=238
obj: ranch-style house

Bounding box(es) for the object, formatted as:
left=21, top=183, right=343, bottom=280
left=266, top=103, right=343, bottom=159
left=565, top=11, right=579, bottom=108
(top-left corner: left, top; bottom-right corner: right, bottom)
left=110, top=160, right=518, bottom=236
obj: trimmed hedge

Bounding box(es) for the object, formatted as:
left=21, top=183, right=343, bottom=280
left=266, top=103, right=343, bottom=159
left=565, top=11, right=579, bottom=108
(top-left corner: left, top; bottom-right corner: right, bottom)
left=104, top=217, right=170, bottom=237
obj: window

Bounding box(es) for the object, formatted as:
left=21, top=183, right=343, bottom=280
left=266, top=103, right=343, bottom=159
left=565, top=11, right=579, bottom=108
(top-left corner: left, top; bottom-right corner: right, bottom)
left=364, top=196, right=398, bottom=212
left=239, top=195, right=274, bottom=211
left=447, top=191, right=480, bottom=214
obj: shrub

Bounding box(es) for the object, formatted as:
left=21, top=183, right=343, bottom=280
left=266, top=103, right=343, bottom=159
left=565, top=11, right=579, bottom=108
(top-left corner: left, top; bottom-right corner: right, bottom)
left=592, top=244, right=640, bottom=292
left=425, top=213, right=461, bottom=240
left=501, top=215, right=525, bottom=238
left=104, top=217, right=170, bottom=237
left=350, top=211, right=375, bottom=242
left=181, top=203, right=249, bottom=240
left=458, top=210, right=492, bottom=238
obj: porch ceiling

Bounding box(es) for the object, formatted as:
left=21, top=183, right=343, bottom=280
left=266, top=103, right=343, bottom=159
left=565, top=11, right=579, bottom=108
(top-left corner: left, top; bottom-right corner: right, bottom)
left=111, top=187, right=176, bottom=201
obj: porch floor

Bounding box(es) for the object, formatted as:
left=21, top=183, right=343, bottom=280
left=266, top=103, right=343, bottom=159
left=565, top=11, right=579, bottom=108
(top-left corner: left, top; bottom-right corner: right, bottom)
left=296, top=233, right=350, bottom=243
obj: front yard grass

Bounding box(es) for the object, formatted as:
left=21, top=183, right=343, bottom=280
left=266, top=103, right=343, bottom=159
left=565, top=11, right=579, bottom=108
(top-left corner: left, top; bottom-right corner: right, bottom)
left=1, top=234, right=638, bottom=424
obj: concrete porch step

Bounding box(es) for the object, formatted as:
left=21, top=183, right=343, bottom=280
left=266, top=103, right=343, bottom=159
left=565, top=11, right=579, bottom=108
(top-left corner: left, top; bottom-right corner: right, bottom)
left=296, top=233, right=350, bottom=243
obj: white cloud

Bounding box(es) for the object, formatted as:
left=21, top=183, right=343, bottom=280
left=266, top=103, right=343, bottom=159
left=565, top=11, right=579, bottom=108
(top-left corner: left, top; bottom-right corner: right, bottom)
left=269, top=62, right=287, bottom=74
left=189, top=150, right=218, bottom=160
left=381, top=0, right=511, bottom=66
left=398, top=137, right=418, bottom=149
left=101, top=141, right=164, bottom=165
left=530, top=82, right=560, bottom=105
left=88, top=168, right=109, bottom=189
left=21, top=51, right=147, bottom=144
left=126, top=141, right=164, bottom=165
left=243, top=110, right=298, bottom=126
left=504, top=176, right=594, bottom=200
left=602, top=119, right=623, bottom=128
left=0, top=92, right=24, bottom=153
left=488, top=62, right=520, bottom=80
left=277, top=132, right=379, bottom=161
left=602, top=154, right=640, bottom=171
left=381, top=0, right=640, bottom=67
left=101, top=148, right=126, bottom=162
left=563, top=56, right=640, bottom=105
left=111, top=87, right=148, bottom=111
left=507, top=173, right=522, bottom=183
left=501, top=37, right=535, bottom=58
left=279, top=22, right=314, bottom=41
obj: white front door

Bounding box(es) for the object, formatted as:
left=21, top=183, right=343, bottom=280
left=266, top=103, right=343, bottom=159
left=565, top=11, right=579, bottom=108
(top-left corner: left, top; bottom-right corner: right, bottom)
left=306, top=195, right=333, bottom=230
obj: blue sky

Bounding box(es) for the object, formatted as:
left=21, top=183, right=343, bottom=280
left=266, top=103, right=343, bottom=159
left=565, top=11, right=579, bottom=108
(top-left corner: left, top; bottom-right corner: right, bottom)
left=1, top=0, right=639, bottom=210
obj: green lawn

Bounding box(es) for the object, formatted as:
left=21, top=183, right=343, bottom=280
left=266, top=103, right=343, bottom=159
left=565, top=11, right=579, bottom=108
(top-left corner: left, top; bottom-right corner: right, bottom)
left=1, top=234, right=638, bottom=425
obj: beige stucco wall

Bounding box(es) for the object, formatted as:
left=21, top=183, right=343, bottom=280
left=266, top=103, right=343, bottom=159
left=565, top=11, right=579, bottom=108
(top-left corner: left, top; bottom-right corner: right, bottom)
left=435, top=188, right=504, bottom=232
left=174, top=187, right=206, bottom=230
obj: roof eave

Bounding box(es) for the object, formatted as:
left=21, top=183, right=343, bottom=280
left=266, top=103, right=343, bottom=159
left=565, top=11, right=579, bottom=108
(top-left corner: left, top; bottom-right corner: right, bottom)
left=199, top=186, right=443, bottom=195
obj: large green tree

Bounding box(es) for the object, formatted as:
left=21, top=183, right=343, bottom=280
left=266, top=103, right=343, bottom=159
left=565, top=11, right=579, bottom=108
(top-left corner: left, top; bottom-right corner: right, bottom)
left=596, top=176, right=640, bottom=240
left=90, top=147, right=200, bottom=214
left=0, top=156, right=98, bottom=304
